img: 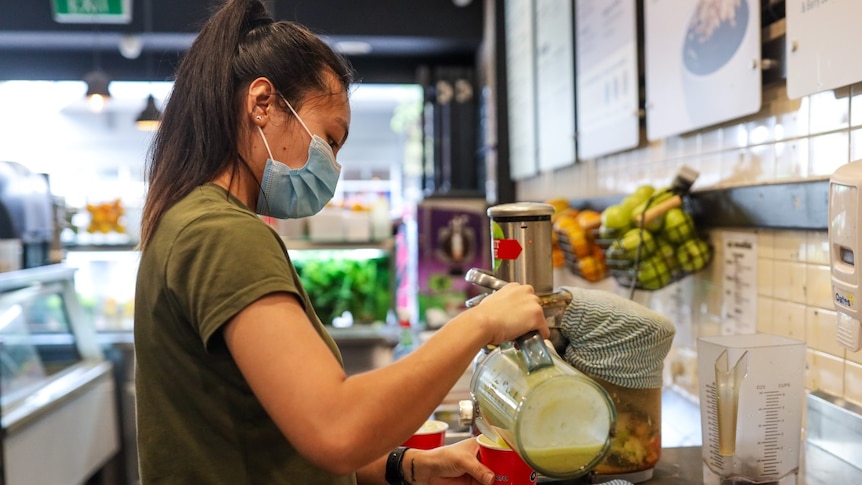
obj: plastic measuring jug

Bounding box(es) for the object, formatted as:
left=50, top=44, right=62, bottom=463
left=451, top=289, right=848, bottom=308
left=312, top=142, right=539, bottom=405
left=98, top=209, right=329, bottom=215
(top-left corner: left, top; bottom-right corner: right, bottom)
left=462, top=342, right=616, bottom=479
left=697, top=334, right=806, bottom=485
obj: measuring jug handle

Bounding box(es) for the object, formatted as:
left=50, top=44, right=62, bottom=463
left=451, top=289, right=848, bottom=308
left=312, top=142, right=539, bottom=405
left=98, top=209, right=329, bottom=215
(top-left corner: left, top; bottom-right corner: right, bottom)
left=515, top=331, right=554, bottom=373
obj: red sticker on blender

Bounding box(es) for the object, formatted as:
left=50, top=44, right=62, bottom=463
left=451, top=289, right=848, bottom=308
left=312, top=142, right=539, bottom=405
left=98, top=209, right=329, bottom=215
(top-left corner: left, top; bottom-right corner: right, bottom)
left=494, top=239, right=522, bottom=260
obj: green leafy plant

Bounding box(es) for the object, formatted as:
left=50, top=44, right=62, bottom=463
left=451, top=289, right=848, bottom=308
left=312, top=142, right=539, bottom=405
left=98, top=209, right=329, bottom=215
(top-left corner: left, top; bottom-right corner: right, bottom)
left=292, top=252, right=391, bottom=326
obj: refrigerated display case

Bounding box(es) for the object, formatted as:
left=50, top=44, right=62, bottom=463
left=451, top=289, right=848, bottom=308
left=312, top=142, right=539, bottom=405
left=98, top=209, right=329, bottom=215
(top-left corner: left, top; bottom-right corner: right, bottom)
left=286, top=239, right=399, bottom=375
left=287, top=239, right=395, bottom=326
left=0, top=264, right=119, bottom=485
left=64, top=249, right=139, bottom=332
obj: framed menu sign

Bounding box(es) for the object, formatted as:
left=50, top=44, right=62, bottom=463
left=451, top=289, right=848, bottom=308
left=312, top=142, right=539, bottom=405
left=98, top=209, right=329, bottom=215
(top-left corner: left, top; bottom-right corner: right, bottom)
left=644, top=0, right=761, bottom=141
left=535, top=0, right=576, bottom=172
left=786, top=0, right=862, bottom=99
left=504, top=0, right=538, bottom=180
left=575, top=0, right=640, bottom=160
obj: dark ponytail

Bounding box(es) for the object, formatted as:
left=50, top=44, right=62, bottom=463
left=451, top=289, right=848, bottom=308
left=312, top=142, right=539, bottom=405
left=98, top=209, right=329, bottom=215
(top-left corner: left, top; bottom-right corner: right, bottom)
left=140, top=0, right=353, bottom=248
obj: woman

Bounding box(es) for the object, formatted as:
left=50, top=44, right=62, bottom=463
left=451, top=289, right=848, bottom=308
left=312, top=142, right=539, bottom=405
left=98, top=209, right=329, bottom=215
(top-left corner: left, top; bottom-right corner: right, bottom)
left=134, top=0, right=549, bottom=483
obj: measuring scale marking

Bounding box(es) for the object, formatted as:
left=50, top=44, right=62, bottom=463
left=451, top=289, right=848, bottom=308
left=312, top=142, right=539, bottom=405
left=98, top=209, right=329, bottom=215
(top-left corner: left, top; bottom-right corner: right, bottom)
left=705, top=382, right=797, bottom=480
left=757, top=388, right=788, bottom=475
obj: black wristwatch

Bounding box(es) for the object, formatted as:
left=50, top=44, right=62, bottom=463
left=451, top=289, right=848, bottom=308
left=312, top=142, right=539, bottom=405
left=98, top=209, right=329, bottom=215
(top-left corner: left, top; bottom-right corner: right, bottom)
left=385, top=446, right=409, bottom=485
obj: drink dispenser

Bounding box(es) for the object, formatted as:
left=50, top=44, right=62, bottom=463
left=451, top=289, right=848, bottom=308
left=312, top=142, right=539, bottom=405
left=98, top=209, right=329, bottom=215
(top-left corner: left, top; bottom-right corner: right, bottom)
left=459, top=202, right=616, bottom=479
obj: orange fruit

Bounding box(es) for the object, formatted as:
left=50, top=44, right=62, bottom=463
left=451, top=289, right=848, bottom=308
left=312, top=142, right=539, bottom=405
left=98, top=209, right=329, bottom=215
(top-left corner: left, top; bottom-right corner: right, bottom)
left=565, top=226, right=590, bottom=259
left=552, top=208, right=580, bottom=227
left=577, top=255, right=606, bottom=282
left=545, top=198, right=571, bottom=214
left=576, top=210, right=602, bottom=232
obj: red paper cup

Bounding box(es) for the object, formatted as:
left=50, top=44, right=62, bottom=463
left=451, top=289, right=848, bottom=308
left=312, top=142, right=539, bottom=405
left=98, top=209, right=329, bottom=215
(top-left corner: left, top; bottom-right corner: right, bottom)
left=476, top=434, right=537, bottom=485
left=403, top=420, right=448, bottom=449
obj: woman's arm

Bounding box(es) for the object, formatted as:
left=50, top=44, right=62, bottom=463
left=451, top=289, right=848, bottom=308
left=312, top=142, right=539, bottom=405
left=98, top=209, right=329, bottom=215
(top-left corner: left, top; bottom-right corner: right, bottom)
left=223, top=282, right=548, bottom=475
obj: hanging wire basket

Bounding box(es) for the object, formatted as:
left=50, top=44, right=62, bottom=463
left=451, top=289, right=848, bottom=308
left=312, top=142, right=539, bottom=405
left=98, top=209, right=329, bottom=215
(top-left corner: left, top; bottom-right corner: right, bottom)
left=555, top=224, right=609, bottom=283
left=595, top=194, right=712, bottom=291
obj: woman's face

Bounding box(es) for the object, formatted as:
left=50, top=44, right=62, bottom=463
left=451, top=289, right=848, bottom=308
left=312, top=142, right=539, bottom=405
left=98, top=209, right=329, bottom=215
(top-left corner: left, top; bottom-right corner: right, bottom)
left=267, top=74, right=351, bottom=170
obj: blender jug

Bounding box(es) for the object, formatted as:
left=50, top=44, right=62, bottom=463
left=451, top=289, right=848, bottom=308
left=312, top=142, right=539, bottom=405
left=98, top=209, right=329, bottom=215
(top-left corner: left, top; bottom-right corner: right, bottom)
left=697, top=334, right=806, bottom=485
left=460, top=202, right=617, bottom=479
left=466, top=342, right=616, bottom=479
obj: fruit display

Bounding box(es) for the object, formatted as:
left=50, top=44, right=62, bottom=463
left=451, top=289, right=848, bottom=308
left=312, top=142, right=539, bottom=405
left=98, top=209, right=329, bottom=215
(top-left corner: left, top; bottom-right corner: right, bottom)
left=547, top=199, right=608, bottom=282
left=595, top=184, right=711, bottom=290
left=86, top=199, right=126, bottom=234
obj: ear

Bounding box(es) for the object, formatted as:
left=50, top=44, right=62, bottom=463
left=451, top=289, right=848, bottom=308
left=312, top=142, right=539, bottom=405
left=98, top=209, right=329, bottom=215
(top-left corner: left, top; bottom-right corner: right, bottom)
left=245, top=77, right=276, bottom=127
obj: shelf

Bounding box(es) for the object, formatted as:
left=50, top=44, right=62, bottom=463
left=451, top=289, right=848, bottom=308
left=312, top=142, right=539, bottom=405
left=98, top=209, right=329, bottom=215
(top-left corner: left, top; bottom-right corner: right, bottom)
left=63, top=243, right=139, bottom=252
left=566, top=179, right=829, bottom=231
left=281, top=238, right=395, bottom=251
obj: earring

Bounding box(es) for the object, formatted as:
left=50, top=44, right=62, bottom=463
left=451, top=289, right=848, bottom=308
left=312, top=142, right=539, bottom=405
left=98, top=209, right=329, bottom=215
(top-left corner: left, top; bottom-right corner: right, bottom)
left=256, top=115, right=262, bottom=120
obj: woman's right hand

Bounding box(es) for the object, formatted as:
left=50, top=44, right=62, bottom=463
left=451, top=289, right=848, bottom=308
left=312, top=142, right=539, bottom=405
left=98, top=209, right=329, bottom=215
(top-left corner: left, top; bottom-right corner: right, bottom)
left=473, top=282, right=549, bottom=345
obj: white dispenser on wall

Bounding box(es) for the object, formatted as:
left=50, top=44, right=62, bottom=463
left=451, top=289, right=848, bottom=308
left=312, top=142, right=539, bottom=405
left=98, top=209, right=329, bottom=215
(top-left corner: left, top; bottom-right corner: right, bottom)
left=829, top=160, right=862, bottom=351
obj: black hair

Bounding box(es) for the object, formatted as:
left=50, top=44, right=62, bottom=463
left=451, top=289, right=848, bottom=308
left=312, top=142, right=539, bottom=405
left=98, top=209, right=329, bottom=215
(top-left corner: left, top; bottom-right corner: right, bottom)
left=140, top=0, right=353, bottom=248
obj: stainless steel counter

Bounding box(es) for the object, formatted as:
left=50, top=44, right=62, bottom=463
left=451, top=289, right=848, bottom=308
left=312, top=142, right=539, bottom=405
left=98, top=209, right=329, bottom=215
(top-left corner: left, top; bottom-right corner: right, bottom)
left=542, top=443, right=862, bottom=484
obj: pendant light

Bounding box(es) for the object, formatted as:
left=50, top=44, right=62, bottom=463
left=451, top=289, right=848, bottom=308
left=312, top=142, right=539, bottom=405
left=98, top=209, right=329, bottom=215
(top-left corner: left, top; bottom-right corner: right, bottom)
left=85, top=23, right=111, bottom=112
left=135, top=93, right=162, bottom=131
left=135, top=0, right=161, bottom=131
left=84, top=69, right=111, bottom=112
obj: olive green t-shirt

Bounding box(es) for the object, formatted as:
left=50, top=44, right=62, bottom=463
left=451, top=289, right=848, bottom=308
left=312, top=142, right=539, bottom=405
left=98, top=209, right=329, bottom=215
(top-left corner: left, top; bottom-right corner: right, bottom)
left=134, top=184, right=356, bottom=485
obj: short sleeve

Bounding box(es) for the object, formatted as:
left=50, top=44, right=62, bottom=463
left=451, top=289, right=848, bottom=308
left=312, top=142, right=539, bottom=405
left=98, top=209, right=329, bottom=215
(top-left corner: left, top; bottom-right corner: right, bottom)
left=165, top=211, right=299, bottom=348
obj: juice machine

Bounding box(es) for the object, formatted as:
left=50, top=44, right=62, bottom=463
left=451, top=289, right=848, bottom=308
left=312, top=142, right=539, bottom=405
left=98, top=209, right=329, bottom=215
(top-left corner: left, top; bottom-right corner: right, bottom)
left=0, top=161, right=54, bottom=270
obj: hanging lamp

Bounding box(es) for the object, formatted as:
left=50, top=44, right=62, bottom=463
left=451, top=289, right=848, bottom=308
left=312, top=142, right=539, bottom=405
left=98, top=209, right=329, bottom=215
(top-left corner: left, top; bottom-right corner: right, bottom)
left=135, top=93, right=162, bottom=131
left=84, top=69, right=111, bottom=112
left=84, top=20, right=111, bottom=112
left=135, top=0, right=161, bottom=131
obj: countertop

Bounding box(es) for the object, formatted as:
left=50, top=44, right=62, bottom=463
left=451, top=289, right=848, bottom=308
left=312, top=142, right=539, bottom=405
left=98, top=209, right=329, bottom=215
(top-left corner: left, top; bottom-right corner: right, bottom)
left=541, top=443, right=862, bottom=484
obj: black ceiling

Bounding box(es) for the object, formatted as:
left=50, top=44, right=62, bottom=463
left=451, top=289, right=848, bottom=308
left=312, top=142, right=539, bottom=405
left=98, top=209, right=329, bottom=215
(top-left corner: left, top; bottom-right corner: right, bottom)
left=0, top=0, right=484, bottom=83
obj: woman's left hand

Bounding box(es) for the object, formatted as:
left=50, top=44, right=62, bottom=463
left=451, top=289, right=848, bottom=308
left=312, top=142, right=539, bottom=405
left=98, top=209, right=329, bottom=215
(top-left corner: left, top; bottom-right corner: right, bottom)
left=405, top=438, right=495, bottom=485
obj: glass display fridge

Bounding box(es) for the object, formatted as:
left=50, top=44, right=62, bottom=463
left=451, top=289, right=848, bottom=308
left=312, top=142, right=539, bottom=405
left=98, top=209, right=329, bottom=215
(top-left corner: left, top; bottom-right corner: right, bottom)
left=0, top=264, right=119, bottom=485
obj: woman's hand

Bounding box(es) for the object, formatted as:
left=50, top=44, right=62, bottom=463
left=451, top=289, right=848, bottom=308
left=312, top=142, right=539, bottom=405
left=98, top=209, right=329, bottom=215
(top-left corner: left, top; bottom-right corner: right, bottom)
left=473, top=282, right=549, bottom=346
left=405, top=438, right=495, bottom=485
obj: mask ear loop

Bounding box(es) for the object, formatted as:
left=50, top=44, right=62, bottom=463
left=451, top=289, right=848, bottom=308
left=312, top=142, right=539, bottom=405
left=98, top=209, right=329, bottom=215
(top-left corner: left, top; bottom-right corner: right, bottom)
left=281, top=96, right=314, bottom=139
left=257, top=126, right=275, bottom=160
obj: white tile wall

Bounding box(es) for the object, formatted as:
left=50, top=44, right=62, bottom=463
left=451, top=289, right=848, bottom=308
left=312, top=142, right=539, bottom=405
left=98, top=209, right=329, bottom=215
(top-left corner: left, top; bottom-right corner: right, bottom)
left=521, top=81, right=862, bottom=411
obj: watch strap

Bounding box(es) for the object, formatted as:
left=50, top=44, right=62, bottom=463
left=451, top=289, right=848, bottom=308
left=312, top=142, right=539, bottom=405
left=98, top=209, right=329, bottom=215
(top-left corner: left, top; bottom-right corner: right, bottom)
left=385, top=446, right=409, bottom=485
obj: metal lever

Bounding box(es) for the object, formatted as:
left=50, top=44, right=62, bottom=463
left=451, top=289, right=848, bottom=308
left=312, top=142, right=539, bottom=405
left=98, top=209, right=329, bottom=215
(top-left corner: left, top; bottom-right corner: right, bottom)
left=465, top=268, right=509, bottom=291
left=464, top=267, right=554, bottom=373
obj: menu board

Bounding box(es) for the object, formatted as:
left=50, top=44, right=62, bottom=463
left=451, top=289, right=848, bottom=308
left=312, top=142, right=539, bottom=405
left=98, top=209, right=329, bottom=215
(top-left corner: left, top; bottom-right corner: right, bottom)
left=504, top=0, right=538, bottom=180
left=644, top=0, right=761, bottom=141
left=575, top=0, right=640, bottom=160
left=786, top=0, right=862, bottom=99
left=535, top=0, right=576, bottom=172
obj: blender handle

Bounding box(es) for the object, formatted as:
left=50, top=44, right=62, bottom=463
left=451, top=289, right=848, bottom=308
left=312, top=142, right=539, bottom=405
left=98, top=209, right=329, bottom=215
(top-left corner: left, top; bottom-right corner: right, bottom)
left=515, top=331, right=554, bottom=373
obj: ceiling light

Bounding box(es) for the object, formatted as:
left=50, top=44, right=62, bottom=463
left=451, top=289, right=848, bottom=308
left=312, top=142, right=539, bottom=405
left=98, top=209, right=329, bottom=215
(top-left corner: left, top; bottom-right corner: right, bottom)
left=84, top=69, right=111, bottom=112
left=135, top=94, right=162, bottom=131
left=334, top=40, right=373, bottom=55
left=118, top=34, right=143, bottom=59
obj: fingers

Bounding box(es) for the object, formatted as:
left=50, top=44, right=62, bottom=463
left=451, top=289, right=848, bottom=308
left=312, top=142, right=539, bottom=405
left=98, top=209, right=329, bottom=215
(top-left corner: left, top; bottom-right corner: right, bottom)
left=473, top=282, right=550, bottom=344
left=447, top=439, right=494, bottom=485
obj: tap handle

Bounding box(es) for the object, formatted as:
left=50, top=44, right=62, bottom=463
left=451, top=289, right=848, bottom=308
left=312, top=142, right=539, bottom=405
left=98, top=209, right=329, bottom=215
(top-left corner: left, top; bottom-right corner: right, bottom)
left=465, top=268, right=509, bottom=291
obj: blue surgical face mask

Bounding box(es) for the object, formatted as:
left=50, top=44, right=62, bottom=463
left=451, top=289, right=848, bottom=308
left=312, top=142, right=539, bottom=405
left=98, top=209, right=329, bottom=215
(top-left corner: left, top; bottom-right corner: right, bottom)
left=255, top=97, right=342, bottom=219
